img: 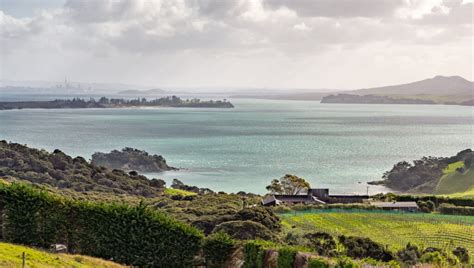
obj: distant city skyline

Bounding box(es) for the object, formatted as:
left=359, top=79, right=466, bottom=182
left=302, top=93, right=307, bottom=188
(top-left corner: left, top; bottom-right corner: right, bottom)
left=1, top=0, right=472, bottom=90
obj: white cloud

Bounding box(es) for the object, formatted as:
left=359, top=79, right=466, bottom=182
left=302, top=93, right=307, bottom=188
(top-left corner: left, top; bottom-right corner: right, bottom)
left=0, top=0, right=472, bottom=88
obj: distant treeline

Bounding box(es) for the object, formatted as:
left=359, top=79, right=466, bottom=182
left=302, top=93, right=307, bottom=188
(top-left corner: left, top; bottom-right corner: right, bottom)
left=0, top=96, right=234, bottom=110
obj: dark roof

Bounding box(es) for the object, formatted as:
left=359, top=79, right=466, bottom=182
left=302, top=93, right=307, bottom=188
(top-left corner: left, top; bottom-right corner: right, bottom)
left=262, top=194, right=326, bottom=205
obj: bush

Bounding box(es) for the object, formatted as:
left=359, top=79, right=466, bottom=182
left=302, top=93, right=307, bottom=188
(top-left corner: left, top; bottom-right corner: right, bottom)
left=417, top=200, right=435, bottom=213
left=213, top=220, right=275, bottom=240
left=396, top=243, right=421, bottom=265
left=420, top=251, right=447, bottom=266
left=0, top=182, right=203, bottom=267
left=243, top=241, right=265, bottom=268
left=308, top=257, right=331, bottom=268
left=438, top=203, right=474, bottom=216
left=236, top=206, right=281, bottom=231
left=203, top=232, right=236, bottom=267
left=277, top=247, right=297, bottom=268
left=336, top=256, right=360, bottom=268
left=338, top=235, right=393, bottom=262
left=452, top=247, right=470, bottom=264
left=304, top=232, right=337, bottom=257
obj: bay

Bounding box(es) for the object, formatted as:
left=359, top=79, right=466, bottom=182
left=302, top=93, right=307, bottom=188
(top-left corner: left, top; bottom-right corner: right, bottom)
left=0, top=99, right=472, bottom=194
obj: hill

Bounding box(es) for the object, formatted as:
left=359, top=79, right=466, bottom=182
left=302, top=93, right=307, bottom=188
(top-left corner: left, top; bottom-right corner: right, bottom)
left=435, top=167, right=474, bottom=195
left=232, top=75, right=473, bottom=105
left=369, top=149, right=473, bottom=194
left=0, top=141, right=165, bottom=197
left=0, top=242, right=125, bottom=268
left=351, top=75, right=473, bottom=96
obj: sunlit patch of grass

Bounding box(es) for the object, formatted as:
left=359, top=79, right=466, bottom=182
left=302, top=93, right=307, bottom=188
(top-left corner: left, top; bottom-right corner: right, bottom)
left=0, top=242, right=126, bottom=268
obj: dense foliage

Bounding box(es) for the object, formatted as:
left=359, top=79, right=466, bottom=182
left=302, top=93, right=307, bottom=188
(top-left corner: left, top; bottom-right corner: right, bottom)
left=338, top=235, right=393, bottom=262
left=91, top=147, right=176, bottom=172
left=213, top=220, right=276, bottom=240
left=202, top=232, right=236, bottom=267
left=438, top=203, right=474, bottom=216
left=0, top=141, right=164, bottom=197
left=277, top=247, right=297, bottom=268
left=0, top=182, right=203, bottom=267
left=304, top=232, right=337, bottom=257
left=0, top=96, right=234, bottom=110
left=266, top=174, right=310, bottom=195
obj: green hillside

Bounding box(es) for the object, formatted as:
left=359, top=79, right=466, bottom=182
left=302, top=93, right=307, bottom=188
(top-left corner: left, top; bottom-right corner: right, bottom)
left=0, top=242, right=125, bottom=268
left=435, top=161, right=474, bottom=194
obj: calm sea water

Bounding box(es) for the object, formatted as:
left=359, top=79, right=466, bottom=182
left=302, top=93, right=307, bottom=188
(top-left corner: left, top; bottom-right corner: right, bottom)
left=0, top=99, right=472, bottom=194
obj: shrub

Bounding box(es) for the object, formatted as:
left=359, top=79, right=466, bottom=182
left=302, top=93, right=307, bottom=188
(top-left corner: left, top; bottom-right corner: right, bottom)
left=338, top=235, right=393, bottom=262
left=396, top=243, right=421, bottom=265
left=213, top=220, right=275, bottom=240
left=277, top=247, right=297, bottom=268
left=452, top=247, right=470, bottom=264
left=336, top=256, right=360, bottom=268
left=236, top=206, right=281, bottom=231
left=438, top=203, right=474, bottom=216
left=308, top=257, right=331, bottom=268
left=203, top=232, right=236, bottom=267
left=243, top=241, right=264, bottom=268
left=304, top=232, right=337, bottom=257
left=417, top=200, right=435, bottom=213
left=0, top=182, right=203, bottom=267
left=420, top=251, right=447, bottom=266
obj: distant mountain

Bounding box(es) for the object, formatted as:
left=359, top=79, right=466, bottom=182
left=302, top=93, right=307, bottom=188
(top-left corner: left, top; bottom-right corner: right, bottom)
left=118, top=88, right=168, bottom=95
left=231, top=75, right=473, bottom=105
left=351, top=75, right=473, bottom=96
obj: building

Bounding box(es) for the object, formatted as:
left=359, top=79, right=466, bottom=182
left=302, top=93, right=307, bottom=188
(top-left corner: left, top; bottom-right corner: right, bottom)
left=262, top=194, right=326, bottom=206
left=369, top=201, right=419, bottom=212
left=262, top=188, right=369, bottom=206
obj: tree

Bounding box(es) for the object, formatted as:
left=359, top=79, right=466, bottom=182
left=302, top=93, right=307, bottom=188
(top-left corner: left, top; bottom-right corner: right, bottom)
left=266, top=174, right=310, bottom=195
left=265, top=179, right=283, bottom=194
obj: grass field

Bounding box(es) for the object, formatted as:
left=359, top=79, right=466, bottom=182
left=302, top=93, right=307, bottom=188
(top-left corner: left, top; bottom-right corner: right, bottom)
left=280, top=210, right=474, bottom=257
left=436, top=166, right=474, bottom=195
left=0, top=242, right=125, bottom=268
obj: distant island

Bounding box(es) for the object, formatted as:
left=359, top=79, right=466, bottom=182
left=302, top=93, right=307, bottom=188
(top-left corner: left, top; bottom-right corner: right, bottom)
left=321, top=94, right=473, bottom=106
left=232, top=75, right=474, bottom=106
left=91, top=147, right=177, bottom=173
left=0, top=96, right=234, bottom=110
left=321, top=94, right=437, bottom=105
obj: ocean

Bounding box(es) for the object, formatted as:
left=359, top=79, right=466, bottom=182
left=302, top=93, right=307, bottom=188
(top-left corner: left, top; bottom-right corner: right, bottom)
left=0, top=98, right=472, bottom=194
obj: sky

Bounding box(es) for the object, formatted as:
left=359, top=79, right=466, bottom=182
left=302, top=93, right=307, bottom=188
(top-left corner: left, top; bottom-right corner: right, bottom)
left=0, top=0, right=473, bottom=90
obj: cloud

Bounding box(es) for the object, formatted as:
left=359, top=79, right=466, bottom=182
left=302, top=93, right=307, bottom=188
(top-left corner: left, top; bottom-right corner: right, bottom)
left=0, top=0, right=472, bottom=88
left=264, top=0, right=405, bottom=18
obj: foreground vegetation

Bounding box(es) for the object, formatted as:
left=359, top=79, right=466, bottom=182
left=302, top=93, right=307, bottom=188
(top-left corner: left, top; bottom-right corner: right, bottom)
left=0, top=181, right=202, bottom=267
left=0, top=242, right=125, bottom=268
left=279, top=210, right=474, bottom=259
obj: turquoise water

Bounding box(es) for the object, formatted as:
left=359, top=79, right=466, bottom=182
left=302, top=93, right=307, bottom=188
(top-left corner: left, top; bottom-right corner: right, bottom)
left=0, top=99, right=472, bottom=194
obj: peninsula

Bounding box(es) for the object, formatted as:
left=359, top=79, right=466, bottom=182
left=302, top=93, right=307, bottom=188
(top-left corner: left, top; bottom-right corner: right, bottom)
left=0, top=96, right=234, bottom=110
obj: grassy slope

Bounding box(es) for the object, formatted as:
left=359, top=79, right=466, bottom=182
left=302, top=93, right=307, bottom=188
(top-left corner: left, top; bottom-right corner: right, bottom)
left=435, top=161, right=474, bottom=195
left=280, top=211, right=474, bottom=257
left=164, top=188, right=197, bottom=196
left=0, top=242, right=125, bottom=268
